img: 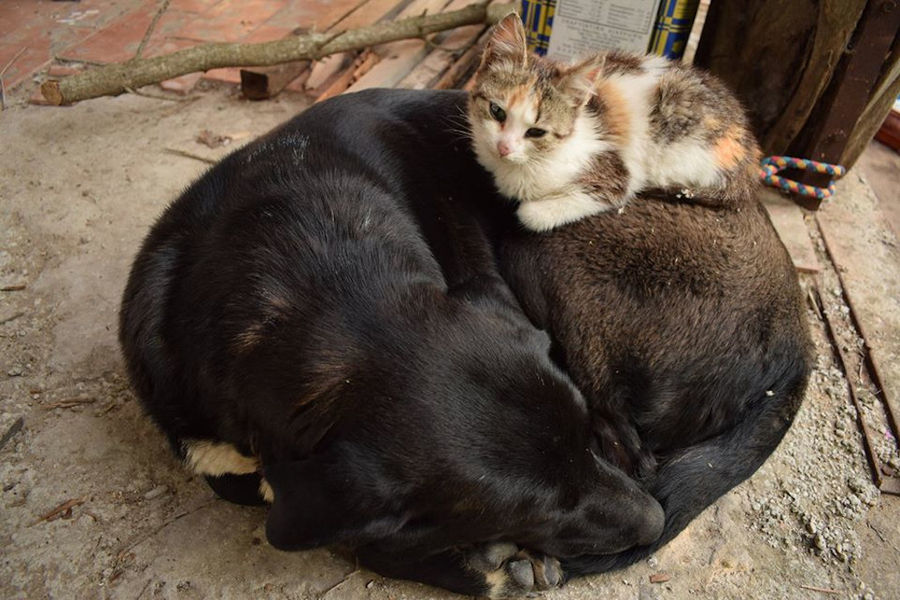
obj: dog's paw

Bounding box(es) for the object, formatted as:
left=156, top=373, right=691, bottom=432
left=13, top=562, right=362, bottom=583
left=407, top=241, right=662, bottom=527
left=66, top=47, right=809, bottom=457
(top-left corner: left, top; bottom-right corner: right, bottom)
left=466, top=542, right=562, bottom=598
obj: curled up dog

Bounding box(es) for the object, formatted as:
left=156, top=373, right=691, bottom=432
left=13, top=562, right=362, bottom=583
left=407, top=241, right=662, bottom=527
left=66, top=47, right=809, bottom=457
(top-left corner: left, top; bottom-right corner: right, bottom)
left=118, top=89, right=664, bottom=597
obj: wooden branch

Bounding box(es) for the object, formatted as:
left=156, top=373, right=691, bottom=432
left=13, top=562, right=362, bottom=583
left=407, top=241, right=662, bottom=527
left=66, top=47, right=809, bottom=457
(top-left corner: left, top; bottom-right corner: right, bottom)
left=41, top=2, right=515, bottom=105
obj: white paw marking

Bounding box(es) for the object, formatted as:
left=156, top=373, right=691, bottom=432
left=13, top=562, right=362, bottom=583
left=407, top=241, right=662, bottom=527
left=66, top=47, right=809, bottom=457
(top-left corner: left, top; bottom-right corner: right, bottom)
left=183, top=440, right=259, bottom=476
left=516, top=193, right=612, bottom=232
left=259, top=478, right=274, bottom=503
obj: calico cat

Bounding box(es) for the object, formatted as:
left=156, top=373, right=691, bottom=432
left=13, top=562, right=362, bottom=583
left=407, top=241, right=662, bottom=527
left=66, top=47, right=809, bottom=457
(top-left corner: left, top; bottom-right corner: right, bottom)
left=468, top=13, right=761, bottom=231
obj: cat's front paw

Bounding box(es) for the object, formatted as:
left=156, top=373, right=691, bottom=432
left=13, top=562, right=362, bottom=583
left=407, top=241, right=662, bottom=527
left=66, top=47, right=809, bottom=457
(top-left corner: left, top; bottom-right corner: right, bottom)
left=516, top=195, right=610, bottom=232
left=467, top=542, right=563, bottom=598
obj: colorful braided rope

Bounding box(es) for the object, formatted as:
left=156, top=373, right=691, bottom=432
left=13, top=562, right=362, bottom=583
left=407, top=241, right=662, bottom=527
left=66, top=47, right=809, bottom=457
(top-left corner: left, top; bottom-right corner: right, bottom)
left=759, top=156, right=847, bottom=200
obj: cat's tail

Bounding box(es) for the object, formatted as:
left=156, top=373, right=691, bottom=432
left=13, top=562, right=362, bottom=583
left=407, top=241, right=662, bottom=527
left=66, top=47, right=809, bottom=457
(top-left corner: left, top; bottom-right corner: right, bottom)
left=561, top=350, right=810, bottom=578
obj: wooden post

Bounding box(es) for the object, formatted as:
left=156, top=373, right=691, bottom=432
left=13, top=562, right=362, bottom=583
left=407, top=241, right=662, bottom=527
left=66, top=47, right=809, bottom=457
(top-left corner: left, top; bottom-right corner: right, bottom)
left=694, top=0, right=899, bottom=208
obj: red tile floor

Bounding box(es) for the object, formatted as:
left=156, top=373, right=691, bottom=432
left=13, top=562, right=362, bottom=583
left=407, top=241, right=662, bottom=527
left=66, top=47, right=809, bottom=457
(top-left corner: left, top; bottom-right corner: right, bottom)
left=0, top=0, right=366, bottom=98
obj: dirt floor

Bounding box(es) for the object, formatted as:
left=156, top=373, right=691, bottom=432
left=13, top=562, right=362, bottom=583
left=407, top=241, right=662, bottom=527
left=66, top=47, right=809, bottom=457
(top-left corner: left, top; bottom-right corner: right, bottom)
left=1, top=86, right=899, bottom=600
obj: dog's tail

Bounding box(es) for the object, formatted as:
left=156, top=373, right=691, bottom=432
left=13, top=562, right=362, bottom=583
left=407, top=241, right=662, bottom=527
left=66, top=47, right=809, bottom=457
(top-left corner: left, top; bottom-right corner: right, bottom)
left=562, top=350, right=810, bottom=578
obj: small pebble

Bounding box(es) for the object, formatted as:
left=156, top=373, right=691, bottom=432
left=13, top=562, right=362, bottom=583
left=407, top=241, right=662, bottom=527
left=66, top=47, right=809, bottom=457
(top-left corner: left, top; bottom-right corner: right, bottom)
left=143, top=485, right=168, bottom=500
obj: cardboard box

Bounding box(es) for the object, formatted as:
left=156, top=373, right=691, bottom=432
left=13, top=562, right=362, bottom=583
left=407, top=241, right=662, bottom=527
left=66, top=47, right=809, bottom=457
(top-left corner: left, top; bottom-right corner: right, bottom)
left=521, top=0, right=699, bottom=61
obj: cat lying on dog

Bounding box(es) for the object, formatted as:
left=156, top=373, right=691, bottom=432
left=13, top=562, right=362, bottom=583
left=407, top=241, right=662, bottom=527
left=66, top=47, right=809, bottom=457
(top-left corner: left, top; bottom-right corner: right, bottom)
left=469, top=14, right=762, bottom=232
left=118, top=88, right=665, bottom=598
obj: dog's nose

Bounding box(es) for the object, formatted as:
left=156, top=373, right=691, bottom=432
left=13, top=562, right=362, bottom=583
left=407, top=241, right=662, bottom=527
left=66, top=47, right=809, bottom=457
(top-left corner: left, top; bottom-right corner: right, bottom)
left=497, top=141, right=512, bottom=157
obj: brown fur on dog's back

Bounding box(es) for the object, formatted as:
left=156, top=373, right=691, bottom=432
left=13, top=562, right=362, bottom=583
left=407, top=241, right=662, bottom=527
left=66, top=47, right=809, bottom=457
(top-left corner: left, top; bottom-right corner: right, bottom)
left=506, top=196, right=808, bottom=453
left=497, top=192, right=812, bottom=571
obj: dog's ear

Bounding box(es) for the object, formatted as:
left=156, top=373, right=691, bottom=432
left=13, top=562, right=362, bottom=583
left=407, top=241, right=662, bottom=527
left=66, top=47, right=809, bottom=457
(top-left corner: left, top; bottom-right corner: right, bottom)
left=263, top=458, right=404, bottom=551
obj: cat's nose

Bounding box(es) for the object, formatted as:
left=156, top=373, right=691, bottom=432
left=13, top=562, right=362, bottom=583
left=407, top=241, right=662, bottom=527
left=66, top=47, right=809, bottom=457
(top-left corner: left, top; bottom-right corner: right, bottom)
left=497, top=141, right=512, bottom=157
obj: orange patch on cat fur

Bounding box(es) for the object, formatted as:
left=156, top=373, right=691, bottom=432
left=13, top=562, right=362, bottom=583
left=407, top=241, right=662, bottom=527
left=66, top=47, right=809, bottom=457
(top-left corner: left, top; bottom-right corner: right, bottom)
left=506, top=84, right=531, bottom=111
left=595, top=79, right=630, bottom=143
left=713, top=126, right=746, bottom=170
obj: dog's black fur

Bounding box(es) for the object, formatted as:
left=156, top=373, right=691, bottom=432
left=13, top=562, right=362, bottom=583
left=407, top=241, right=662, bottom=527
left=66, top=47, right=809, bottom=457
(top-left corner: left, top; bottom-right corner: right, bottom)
left=268, top=91, right=810, bottom=580
left=494, top=194, right=813, bottom=578
left=301, top=92, right=810, bottom=581
left=119, top=89, right=666, bottom=597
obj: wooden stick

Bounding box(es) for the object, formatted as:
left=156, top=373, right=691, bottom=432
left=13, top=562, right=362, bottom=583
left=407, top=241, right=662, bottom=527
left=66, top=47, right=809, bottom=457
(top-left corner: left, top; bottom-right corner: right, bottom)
left=163, top=148, right=217, bottom=164
left=41, top=2, right=515, bottom=105
left=0, top=47, right=27, bottom=79
left=46, top=397, right=96, bottom=410
left=135, top=0, right=170, bottom=59
left=30, top=498, right=86, bottom=526
left=798, top=584, right=841, bottom=595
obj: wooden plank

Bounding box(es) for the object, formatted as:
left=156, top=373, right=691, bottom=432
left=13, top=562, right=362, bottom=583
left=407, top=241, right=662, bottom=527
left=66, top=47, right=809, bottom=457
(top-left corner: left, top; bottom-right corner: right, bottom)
left=238, top=0, right=367, bottom=99
left=306, top=0, right=407, bottom=97
left=307, top=0, right=414, bottom=93
left=760, top=189, right=820, bottom=274
left=432, top=27, right=489, bottom=89
left=816, top=174, right=900, bottom=437
left=784, top=0, right=900, bottom=207
left=307, top=54, right=351, bottom=93
left=317, top=50, right=379, bottom=101
left=346, top=38, right=430, bottom=92
left=762, top=0, right=867, bottom=154
left=694, top=0, right=866, bottom=154
left=334, top=0, right=415, bottom=30
left=345, top=0, right=452, bottom=93
left=397, top=0, right=489, bottom=89
left=794, top=0, right=900, bottom=167
left=241, top=59, right=309, bottom=100
left=844, top=45, right=900, bottom=166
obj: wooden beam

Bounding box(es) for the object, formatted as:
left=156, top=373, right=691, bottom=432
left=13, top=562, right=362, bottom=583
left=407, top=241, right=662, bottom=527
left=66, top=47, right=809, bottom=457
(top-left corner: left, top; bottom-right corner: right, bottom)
left=694, top=0, right=866, bottom=155
left=238, top=0, right=367, bottom=99
left=787, top=0, right=900, bottom=198
left=762, top=0, right=867, bottom=155
left=345, top=0, right=453, bottom=94
left=432, top=28, right=490, bottom=89
left=398, top=0, right=492, bottom=89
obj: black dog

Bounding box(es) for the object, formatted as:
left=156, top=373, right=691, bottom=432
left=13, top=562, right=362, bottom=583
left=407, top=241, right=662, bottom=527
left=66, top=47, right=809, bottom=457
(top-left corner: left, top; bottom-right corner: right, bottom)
left=119, top=89, right=664, bottom=597
left=254, top=90, right=811, bottom=581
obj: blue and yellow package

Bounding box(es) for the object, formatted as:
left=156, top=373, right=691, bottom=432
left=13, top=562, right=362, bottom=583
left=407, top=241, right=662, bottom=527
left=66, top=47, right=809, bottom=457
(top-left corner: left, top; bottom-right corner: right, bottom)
left=649, top=0, right=701, bottom=59
left=521, top=0, right=556, bottom=56
left=519, top=0, right=699, bottom=60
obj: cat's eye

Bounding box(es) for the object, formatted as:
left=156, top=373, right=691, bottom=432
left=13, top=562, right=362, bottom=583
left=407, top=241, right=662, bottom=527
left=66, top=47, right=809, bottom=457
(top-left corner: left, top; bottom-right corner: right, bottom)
left=489, top=102, right=506, bottom=123
left=525, top=128, right=547, bottom=138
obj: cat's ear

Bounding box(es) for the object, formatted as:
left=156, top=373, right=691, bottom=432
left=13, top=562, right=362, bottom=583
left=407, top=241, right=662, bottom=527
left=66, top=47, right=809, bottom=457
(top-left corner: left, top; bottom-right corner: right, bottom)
left=479, top=12, right=529, bottom=70
left=557, top=55, right=606, bottom=106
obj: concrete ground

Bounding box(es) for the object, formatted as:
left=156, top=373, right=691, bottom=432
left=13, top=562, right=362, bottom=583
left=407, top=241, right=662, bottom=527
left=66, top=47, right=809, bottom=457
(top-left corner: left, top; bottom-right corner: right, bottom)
left=1, top=85, right=899, bottom=599
left=857, top=139, right=900, bottom=240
